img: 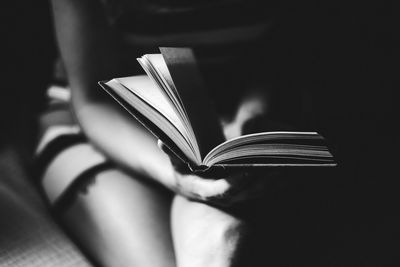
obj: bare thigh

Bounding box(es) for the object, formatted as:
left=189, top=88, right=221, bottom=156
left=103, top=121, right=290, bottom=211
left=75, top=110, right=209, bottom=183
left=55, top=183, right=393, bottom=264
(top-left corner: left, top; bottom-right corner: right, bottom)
left=61, top=169, right=176, bottom=267
left=49, top=116, right=179, bottom=266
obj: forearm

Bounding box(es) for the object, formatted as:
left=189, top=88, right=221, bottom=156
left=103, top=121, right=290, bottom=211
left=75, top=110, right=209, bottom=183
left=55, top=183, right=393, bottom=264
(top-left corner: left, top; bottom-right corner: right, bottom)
left=75, top=100, right=177, bottom=190
left=50, top=0, right=177, bottom=190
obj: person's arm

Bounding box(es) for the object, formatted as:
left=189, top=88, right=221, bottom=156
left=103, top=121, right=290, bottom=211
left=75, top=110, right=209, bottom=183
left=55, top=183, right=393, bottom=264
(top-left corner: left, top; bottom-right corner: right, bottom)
left=50, top=0, right=177, bottom=188
left=51, top=0, right=273, bottom=205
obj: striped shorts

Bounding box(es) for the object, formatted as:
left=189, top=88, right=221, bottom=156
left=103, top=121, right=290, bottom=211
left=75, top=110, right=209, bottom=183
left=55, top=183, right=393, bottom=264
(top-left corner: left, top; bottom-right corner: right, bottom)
left=35, top=85, right=113, bottom=210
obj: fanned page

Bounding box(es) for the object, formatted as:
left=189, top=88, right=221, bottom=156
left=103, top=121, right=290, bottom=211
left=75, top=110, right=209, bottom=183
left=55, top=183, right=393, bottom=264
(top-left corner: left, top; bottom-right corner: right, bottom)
left=203, top=132, right=336, bottom=167
left=101, top=75, right=198, bottom=164
left=137, top=54, right=200, bottom=162
left=160, top=47, right=225, bottom=161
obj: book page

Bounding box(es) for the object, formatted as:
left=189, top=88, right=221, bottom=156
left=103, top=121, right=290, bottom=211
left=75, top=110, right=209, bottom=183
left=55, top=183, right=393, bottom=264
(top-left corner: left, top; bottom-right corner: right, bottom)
left=203, top=131, right=336, bottom=167
left=138, top=55, right=200, bottom=162
left=102, top=77, right=198, bottom=164
left=116, top=76, right=188, bottom=138
left=160, top=47, right=225, bottom=160
left=143, top=54, right=185, bottom=112
left=138, top=55, right=195, bottom=143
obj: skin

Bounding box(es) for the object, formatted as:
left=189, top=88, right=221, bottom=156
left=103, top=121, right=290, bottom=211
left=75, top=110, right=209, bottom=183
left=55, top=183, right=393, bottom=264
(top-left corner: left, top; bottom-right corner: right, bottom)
left=50, top=0, right=273, bottom=266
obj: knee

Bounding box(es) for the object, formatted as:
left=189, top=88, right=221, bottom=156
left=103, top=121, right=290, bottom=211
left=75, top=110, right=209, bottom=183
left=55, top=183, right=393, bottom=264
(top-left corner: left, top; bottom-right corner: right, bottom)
left=171, top=196, right=246, bottom=267
left=172, top=195, right=245, bottom=234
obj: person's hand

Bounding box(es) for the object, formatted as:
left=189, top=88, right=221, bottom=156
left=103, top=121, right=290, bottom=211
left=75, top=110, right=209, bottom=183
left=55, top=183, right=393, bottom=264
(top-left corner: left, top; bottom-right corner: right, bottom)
left=158, top=141, right=280, bottom=207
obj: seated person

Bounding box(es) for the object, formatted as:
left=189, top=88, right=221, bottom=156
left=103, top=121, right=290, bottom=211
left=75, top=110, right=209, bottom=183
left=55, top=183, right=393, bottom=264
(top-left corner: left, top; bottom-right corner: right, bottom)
left=36, top=0, right=300, bottom=266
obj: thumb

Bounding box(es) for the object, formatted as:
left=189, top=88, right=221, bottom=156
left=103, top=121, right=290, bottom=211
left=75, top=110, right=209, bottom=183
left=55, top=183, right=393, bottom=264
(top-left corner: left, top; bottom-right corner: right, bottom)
left=157, top=139, right=171, bottom=155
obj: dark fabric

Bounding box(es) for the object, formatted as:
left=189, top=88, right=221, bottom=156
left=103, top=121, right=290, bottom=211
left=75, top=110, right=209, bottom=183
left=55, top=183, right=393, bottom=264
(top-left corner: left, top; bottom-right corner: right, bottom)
left=54, top=162, right=114, bottom=210
left=101, top=0, right=274, bottom=34
left=35, top=88, right=112, bottom=210
left=1, top=1, right=55, bottom=147
left=34, top=134, right=87, bottom=181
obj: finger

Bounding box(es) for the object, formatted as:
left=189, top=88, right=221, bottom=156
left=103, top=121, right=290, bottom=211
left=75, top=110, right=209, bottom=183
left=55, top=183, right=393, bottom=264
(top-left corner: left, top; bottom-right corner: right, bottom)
left=194, top=165, right=229, bottom=179
left=157, top=140, right=190, bottom=173
left=177, top=173, right=231, bottom=201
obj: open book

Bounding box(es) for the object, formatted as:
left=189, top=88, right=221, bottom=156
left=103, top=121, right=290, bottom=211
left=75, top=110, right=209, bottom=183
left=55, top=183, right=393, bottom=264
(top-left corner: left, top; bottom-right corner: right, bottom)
left=99, top=47, right=336, bottom=171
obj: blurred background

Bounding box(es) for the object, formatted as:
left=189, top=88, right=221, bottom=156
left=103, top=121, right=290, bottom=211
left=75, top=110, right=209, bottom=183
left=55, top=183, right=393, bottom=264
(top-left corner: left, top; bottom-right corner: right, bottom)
left=0, top=0, right=397, bottom=266
left=1, top=2, right=93, bottom=266
left=1, top=1, right=55, bottom=152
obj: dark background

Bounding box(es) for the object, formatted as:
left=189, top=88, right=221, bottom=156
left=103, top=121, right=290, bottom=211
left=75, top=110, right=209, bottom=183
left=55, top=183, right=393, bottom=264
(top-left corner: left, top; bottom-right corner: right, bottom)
left=1, top=1, right=55, bottom=149
left=0, top=0, right=397, bottom=265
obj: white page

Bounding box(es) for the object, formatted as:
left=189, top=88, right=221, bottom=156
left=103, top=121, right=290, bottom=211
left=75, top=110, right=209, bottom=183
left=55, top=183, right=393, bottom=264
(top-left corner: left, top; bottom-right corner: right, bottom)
left=115, top=75, right=189, bottom=141
left=143, top=54, right=199, bottom=153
